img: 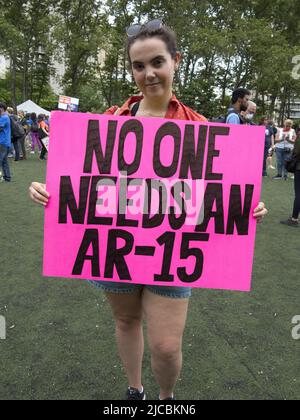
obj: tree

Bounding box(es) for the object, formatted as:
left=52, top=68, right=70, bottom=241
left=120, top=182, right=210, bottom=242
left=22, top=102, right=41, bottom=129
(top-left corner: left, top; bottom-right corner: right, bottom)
left=0, top=0, right=56, bottom=108
left=1, top=0, right=300, bottom=120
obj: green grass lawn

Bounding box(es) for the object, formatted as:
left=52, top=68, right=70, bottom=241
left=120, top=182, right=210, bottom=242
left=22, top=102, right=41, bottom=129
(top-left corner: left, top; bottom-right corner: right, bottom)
left=0, top=154, right=299, bottom=400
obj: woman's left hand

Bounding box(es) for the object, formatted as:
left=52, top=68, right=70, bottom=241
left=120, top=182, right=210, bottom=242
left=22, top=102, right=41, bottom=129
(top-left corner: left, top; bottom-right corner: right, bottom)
left=253, top=202, right=268, bottom=223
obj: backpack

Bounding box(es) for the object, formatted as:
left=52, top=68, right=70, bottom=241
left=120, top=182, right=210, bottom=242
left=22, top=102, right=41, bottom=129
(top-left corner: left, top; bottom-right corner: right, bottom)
left=31, top=120, right=39, bottom=132
left=285, top=154, right=298, bottom=173
left=9, top=115, right=25, bottom=138
left=211, top=109, right=245, bottom=125
left=211, top=115, right=227, bottom=123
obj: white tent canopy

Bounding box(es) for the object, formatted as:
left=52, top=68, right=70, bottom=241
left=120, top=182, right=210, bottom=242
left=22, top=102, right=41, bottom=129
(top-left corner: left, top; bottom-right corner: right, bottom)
left=17, top=100, right=50, bottom=116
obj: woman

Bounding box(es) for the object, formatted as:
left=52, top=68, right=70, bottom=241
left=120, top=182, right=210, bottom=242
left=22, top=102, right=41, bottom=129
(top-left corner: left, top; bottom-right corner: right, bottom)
left=273, top=119, right=296, bottom=180
left=261, top=117, right=275, bottom=177
left=280, top=134, right=300, bottom=227
left=17, top=111, right=28, bottom=160
left=29, top=21, right=268, bottom=400
left=267, top=121, right=277, bottom=170
left=29, top=112, right=42, bottom=155
left=7, top=107, right=25, bottom=162
left=37, top=114, right=49, bottom=161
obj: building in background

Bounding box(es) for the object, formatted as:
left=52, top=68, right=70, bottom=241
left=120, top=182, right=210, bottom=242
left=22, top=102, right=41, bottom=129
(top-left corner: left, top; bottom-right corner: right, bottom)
left=0, top=55, right=10, bottom=78
left=50, top=59, right=66, bottom=95
left=259, top=94, right=300, bottom=124
left=0, top=52, right=65, bottom=96
left=289, top=98, right=300, bottom=120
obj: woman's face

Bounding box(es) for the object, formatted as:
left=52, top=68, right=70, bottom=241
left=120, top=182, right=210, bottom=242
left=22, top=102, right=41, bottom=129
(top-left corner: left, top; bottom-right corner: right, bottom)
left=129, top=37, right=180, bottom=101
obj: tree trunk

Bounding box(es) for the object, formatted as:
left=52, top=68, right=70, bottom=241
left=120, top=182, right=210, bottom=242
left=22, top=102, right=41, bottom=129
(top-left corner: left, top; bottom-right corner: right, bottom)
left=261, top=93, right=265, bottom=115
left=279, top=93, right=287, bottom=126
left=270, top=94, right=277, bottom=115
left=221, top=59, right=231, bottom=106
left=10, top=53, right=17, bottom=111
left=183, top=55, right=191, bottom=88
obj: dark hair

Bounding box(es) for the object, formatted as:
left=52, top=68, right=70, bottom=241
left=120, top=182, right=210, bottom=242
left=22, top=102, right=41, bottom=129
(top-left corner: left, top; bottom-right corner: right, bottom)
left=0, top=102, right=7, bottom=111
left=126, top=25, right=178, bottom=65
left=232, top=88, right=251, bottom=105
left=38, top=114, right=44, bottom=121
left=260, top=116, right=268, bottom=125
left=31, top=112, right=37, bottom=120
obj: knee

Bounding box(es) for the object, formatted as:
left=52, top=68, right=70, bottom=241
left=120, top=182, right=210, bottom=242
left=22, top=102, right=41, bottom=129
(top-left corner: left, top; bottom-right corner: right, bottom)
left=151, top=340, right=182, bottom=362
left=115, top=315, right=142, bottom=332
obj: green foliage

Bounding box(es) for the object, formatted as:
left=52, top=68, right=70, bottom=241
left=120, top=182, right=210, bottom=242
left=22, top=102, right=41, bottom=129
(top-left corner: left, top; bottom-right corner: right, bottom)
left=0, top=0, right=300, bottom=119
left=0, top=0, right=57, bottom=108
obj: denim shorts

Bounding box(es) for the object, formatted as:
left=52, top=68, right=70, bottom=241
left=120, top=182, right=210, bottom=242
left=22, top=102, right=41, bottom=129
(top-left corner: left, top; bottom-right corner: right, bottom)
left=89, top=280, right=192, bottom=299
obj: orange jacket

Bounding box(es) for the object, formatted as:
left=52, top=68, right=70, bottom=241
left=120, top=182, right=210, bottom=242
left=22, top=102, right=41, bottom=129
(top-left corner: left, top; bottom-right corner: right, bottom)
left=104, top=95, right=207, bottom=122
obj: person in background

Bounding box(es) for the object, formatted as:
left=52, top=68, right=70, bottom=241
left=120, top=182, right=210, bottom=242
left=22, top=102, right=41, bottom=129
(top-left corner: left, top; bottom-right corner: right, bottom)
left=280, top=133, right=300, bottom=227
left=0, top=102, right=12, bottom=182
left=24, top=113, right=32, bottom=151
left=267, top=121, right=277, bottom=170
left=261, top=116, right=274, bottom=177
left=17, top=111, right=28, bottom=159
left=7, top=107, right=26, bottom=162
left=29, top=113, right=42, bottom=155
left=273, top=119, right=296, bottom=180
left=241, top=101, right=257, bottom=125
left=7, top=107, right=17, bottom=159
left=44, top=114, right=50, bottom=127
left=37, top=114, right=49, bottom=161
left=6, top=109, right=15, bottom=159
left=226, top=88, right=251, bottom=125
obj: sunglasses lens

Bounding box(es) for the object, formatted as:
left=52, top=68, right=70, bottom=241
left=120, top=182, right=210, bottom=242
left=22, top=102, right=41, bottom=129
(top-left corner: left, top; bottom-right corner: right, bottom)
left=145, top=19, right=163, bottom=31
left=127, top=24, right=142, bottom=37
left=126, top=19, right=163, bottom=37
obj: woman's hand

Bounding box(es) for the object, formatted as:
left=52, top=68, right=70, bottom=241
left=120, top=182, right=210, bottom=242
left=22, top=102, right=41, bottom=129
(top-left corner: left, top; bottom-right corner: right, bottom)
left=253, top=202, right=268, bottom=223
left=29, top=182, right=50, bottom=207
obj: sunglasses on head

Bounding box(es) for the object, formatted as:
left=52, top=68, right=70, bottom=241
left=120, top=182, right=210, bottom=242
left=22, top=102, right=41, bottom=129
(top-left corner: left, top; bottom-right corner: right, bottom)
left=126, top=19, right=163, bottom=37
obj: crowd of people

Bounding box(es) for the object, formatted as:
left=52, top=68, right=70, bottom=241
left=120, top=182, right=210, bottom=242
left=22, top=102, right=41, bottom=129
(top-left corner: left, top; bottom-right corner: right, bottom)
left=0, top=102, right=49, bottom=182
left=218, top=88, right=298, bottom=178
left=217, top=87, right=300, bottom=227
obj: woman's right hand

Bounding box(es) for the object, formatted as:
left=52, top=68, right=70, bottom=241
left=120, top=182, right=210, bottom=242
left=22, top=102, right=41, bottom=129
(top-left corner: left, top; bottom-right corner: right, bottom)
left=29, top=182, right=50, bottom=206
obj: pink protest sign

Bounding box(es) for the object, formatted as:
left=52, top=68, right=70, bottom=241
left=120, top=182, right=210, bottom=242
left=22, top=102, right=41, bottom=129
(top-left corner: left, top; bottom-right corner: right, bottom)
left=43, top=111, right=265, bottom=291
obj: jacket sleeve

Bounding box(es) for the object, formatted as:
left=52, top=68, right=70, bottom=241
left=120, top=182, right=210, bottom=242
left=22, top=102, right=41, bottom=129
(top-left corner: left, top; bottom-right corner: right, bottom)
left=0, top=115, right=8, bottom=130
left=104, top=105, right=119, bottom=115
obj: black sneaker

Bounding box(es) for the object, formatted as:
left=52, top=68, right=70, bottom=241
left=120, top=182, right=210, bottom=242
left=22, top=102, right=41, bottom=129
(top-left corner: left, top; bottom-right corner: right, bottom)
left=273, top=175, right=282, bottom=180
left=125, top=387, right=146, bottom=400
left=280, top=218, right=299, bottom=228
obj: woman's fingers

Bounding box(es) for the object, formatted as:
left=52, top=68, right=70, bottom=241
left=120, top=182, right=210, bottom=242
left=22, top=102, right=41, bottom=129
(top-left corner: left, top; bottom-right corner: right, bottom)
left=29, top=182, right=50, bottom=206
left=253, top=202, right=268, bottom=223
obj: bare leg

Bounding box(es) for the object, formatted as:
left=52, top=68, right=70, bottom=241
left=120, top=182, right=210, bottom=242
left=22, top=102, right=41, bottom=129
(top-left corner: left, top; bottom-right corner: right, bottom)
left=105, top=291, right=144, bottom=390
left=142, top=289, right=189, bottom=399
left=267, top=156, right=275, bottom=169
